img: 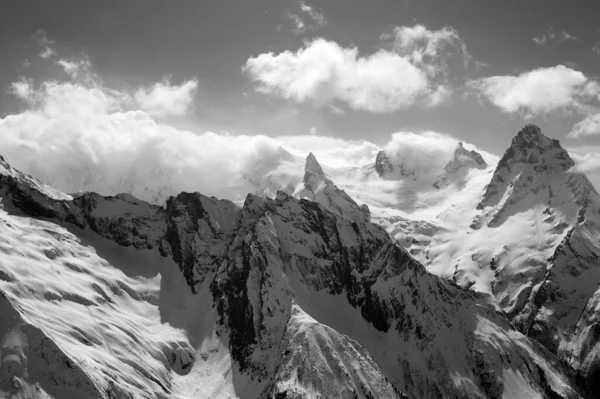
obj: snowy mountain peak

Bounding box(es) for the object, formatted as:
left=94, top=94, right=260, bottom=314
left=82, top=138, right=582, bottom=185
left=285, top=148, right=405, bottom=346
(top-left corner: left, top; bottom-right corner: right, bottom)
left=305, top=152, right=325, bottom=178
left=476, top=124, right=591, bottom=216
left=433, top=141, right=488, bottom=188
left=297, top=152, right=370, bottom=223
left=451, top=142, right=487, bottom=169
left=502, top=124, right=573, bottom=172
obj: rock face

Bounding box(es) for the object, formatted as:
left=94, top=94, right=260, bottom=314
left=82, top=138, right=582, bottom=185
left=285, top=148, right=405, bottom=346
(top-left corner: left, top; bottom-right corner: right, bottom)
left=374, top=150, right=419, bottom=180
left=434, top=142, right=487, bottom=189
left=0, top=149, right=593, bottom=398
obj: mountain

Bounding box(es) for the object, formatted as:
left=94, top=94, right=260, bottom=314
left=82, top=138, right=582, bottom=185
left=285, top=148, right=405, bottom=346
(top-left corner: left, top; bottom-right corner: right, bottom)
left=433, top=142, right=487, bottom=189
left=376, top=125, right=600, bottom=395
left=0, top=152, right=589, bottom=398
left=295, top=153, right=370, bottom=223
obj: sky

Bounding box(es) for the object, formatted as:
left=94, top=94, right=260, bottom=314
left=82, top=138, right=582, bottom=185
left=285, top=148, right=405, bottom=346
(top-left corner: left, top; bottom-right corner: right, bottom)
left=1, top=0, right=600, bottom=199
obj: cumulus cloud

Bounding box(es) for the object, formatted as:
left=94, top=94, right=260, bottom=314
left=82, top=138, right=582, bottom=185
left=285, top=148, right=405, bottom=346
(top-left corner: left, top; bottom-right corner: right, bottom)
left=568, top=113, right=600, bottom=139
left=533, top=28, right=580, bottom=46
left=286, top=0, right=327, bottom=34
left=468, top=65, right=598, bottom=116
left=244, top=25, right=470, bottom=113
left=134, top=79, right=198, bottom=117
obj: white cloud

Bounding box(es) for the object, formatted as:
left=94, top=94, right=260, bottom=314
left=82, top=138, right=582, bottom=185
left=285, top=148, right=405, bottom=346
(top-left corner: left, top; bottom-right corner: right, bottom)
left=2, top=52, right=496, bottom=206
left=245, top=24, right=471, bottom=112
left=568, top=113, right=600, bottom=139
left=468, top=65, right=597, bottom=115
left=9, top=78, right=35, bottom=101
left=564, top=145, right=600, bottom=190
left=533, top=28, right=580, bottom=46
left=134, top=79, right=198, bottom=117
left=277, top=135, right=381, bottom=168
left=309, top=126, right=317, bottom=135
left=35, top=30, right=56, bottom=59
left=385, top=24, right=471, bottom=72
left=287, top=0, right=327, bottom=34
left=56, top=58, right=98, bottom=85
left=247, top=36, right=464, bottom=112
left=39, top=47, right=56, bottom=59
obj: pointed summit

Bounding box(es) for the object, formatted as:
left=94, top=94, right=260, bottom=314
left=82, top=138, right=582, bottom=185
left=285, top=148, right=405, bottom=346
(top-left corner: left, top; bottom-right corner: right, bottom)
left=305, top=152, right=325, bottom=177
left=499, top=124, right=574, bottom=172
left=303, top=153, right=326, bottom=193
left=476, top=125, right=595, bottom=226
left=296, top=153, right=370, bottom=223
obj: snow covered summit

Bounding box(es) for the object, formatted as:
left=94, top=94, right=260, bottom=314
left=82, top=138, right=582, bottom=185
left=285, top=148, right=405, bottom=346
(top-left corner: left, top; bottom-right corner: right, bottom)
left=433, top=141, right=487, bottom=188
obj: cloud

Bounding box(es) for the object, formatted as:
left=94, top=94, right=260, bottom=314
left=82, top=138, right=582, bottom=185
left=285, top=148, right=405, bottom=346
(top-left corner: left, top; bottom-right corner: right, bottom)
left=244, top=25, right=470, bottom=113
left=564, top=145, right=600, bottom=190
left=382, top=131, right=461, bottom=180
left=384, top=24, right=472, bottom=72
left=1, top=50, right=495, bottom=206
left=309, top=126, right=317, bottom=135
left=35, top=30, right=56, bottom=59
left=134, top=79, right=198, bottom=117
left=568, top=113, right=600, bottom=139
left=468, top=65, right=598, bottom=116
left=533, top=28, right=580, bottom=46
left=39, top=47, right=56, bottom=59
left=286, top=0, right=327, bottom=34
left=277, top=135, right=381, bottom=168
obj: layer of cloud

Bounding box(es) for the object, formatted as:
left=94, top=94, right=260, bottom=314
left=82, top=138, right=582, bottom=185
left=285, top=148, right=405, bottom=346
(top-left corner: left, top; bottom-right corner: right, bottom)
left=568, top=113, right=600, bottom=138
left=134, top=79, right=199, bottom=117
left=565, top=145, right=600, bottom=190
left=286, top=0, right=327, bottom=34
left=244, top=25, right=470, bottom=113
left=533, top=28, right=580, bottom=46
left=468, top=65, right=598, bottom=116
left=1, top=54, right=497, bottom=205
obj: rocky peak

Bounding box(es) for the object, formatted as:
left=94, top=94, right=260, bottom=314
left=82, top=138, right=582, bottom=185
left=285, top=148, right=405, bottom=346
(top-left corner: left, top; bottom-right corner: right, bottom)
left=296, top=153, right=370, bottom=223
left=450, top=142, right=487, bottom=170
left=499, top=124, right=573, bottom=173
left=374, top=150, right=393, bottom=177
left=476, top=124, right=595, bottom=224
left=303, top=152, right=326, bottom=193
left=305, top=152, right=325, bottom=178
left=433, top=142, right=487, bottom=189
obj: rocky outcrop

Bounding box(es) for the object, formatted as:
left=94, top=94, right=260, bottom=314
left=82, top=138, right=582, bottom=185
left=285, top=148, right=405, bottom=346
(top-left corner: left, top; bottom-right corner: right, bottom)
left=161, top=192, right=239, bottom=293
left=433, top=142, right=487, bottom=189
